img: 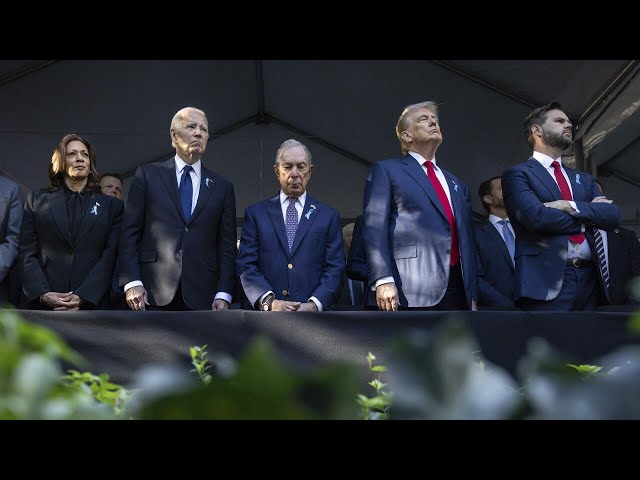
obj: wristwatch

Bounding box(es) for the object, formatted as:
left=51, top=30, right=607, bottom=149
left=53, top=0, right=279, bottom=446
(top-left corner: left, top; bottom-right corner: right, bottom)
left=261, top=294, right=275, bottom=311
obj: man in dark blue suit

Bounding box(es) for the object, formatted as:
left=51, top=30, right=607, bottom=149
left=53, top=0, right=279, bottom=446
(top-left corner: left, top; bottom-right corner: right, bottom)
left=364, top=101, right=478, bottom=311
left=502, top=102, right=621, bottom=311
left=237, top=139, right=344, bottom=312
left=474, top=176, right=516, bottom=308
left=120, top=107, right=237, bottom=311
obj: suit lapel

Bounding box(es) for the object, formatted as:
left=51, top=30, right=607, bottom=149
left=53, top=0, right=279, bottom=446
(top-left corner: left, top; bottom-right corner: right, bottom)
left=565, top=167, right=585, bottom=201
left=527, top=157, right=562, bottom=199
left=189, top=167, right=214, bottom=224
left=48, top=189, right=72, bottom=246
left=401, top=156, right=447, bottom=221
left=483, top=222, right=514, bottom=269
left=290, top=195, right=318, bottom=256
left=267, top=195, right=290, bottom=255
left=159, top=158, right=183, bottom=221
left=74, top=193, right=105, bottom=246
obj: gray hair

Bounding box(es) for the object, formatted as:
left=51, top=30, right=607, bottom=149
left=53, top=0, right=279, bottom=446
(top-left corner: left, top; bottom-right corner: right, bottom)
left=170, top=106, right=207, bottom=133
left=396, top=101, right=439, bottom=155
left=275, top=139, right=312, bottom=165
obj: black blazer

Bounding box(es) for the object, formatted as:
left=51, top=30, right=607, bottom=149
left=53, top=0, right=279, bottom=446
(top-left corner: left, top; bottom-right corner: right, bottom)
left=607, top=227, right=640, bottom=305
left=119, top=158, right=237, bottom=310
left=473, top=220, right=516, bottom=307
left=19, top=189, right=123, bottom=308
left=345, top=214, right=374, bottom=307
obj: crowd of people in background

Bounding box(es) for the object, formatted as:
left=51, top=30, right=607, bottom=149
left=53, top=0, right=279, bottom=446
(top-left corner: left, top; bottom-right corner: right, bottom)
left=0, top=101, right=638, bottom=313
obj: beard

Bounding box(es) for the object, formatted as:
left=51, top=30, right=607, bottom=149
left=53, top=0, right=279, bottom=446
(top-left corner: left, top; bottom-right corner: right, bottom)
left=542, top=128, right=572, bottom=150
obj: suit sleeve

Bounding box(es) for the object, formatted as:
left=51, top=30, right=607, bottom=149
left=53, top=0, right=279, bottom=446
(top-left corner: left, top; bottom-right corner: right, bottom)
left=119, top=166, right=147, bottom=285
left=75, top=199, right=124, bottom=306
left=19, top=192, right=50, bottom=302
left=627, top=229, right=640, bottom=278
left=0, top=183, right=23, bottom=282
left=346, top=215, right=368, bottom=283
left=363, top=162, right=393, bottom=287
left=502, top=166, right=583, bottom=235
left=237, top=206, right=273, bottom=308
left=216, top=181, right=237, bottom=298
left=572, top=177, right=621, bottom=231
left=462, top=184, right=479, bottom=302
left=311, top=211, right=345, bottom=308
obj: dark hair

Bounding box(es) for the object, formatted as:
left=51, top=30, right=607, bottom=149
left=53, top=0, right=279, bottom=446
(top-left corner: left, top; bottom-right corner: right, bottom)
left=478, top=175, right=502, bottom=214
left=47, top=134, right=101, bottom=193
left=523, top=101, right=564, bottom=148
left=100, top=172, right=123, bottom=183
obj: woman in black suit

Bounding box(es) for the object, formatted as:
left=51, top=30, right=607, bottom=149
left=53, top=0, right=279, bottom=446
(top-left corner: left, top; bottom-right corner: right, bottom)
left=19, top=134, right=123, bottom=309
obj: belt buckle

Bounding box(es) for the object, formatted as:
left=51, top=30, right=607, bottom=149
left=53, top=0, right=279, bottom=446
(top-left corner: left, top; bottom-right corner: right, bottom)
left=571, top=258, right=580, bottom=268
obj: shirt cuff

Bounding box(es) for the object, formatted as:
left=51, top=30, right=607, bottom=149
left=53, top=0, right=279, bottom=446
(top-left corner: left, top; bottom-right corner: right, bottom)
left=214, top=292, right=232, bottom=304
left=259, top=291, right=274, bottom=305
left=373, top=276, right=395, bottom=290
left=568, top=201, right=579, bottom=215
left=309, top=296, right=323, bottom=311
left=124, top=280, right=143, bottom=292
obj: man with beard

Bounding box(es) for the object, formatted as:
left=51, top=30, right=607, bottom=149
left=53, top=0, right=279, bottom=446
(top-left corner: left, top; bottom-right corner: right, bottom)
left=474, top=176, right=516, bottom=307
left=502, top=102, right=621, bottom=311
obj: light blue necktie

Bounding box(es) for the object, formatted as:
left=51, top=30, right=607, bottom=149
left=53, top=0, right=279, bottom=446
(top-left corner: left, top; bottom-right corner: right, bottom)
left=285, top=197, right=298, bottom=252
left=498, top=219, right=515, bottom=264
left=180, top=165, right=193, bottom=221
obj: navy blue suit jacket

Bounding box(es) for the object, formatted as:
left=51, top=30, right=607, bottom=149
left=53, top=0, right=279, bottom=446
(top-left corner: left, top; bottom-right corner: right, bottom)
left=474, top=221, right=515, bottom=307
left=120, top=158, right=237, bottom=310
left=502, top=158, right=621, bottom=302
left=363, top=155, right=478, bottom=308
left=607, top=227, right=640, bottom=305
left=237, top=193, right=344, bottom=309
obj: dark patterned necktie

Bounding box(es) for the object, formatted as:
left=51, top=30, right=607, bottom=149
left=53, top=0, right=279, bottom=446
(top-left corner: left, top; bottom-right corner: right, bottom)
left=285, top=197, right=298, bottom=252
left=593, top=228, right=610, bottom=291
left=180, top=165, right=193, bottom=221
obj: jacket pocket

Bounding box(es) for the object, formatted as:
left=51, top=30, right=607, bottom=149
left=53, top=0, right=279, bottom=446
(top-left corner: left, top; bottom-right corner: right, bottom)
left=139, top=250, right=157, bottom=262
left=393, top=245, right=417, bottom=259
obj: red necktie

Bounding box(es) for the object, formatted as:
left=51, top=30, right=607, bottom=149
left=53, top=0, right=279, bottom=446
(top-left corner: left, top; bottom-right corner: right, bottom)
left=550, top=161, right=585, bottom=244
left=425, top=161, right=459, bottom=266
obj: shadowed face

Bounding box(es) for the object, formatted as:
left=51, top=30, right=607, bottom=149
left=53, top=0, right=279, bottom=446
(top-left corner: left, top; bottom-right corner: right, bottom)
left=100, top=175, right=123, bottom=199
left=274, top=145, right=313, bottom=197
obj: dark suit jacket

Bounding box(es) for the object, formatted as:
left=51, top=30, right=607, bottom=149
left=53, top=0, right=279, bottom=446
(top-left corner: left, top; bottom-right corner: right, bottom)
left=502, top=158, right=621, bottom=302
left=363, top=156, right=478, bottom=308
left=0, top=176, right=22, bottom=304
left=20, top=189, right=123, bottom=308
left=237, top=193, right=344, bottom=309
left=607, top=227, right=640, bottom=305
left=345, top=214, right=375, bottom=307
left=474, top=220, right=515, bottom=307
left=120, top=158, right=237, bottom=310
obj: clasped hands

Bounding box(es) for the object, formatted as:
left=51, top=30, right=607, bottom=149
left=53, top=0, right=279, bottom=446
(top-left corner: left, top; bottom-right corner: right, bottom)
left=40, top=291, right=83, bottom=310
left=125, top=285, right=230, bottom=311
left=271, top=299, right=318, bottom=312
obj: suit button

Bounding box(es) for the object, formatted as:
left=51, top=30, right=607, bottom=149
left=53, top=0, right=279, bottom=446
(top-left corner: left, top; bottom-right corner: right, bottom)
left=282, top=290, right=288, bottom=296
left=184, top=227, right=189, bottom=232
left=446, top=249, right=451, bottom=254
left=288, top=263, right=293, bottom=269
left=562, top=247, right=568, bottom=251
left=70, top=251, right=74, bottom=255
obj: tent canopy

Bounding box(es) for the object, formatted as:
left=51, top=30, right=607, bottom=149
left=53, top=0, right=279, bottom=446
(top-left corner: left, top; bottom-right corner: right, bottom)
left=0, top=60, right=637, bottom=228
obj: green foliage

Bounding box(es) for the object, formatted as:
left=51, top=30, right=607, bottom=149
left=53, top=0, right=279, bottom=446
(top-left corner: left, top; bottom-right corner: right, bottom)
left=139, top=337, right=359, bottom=419
left=63, top=370, right=132, bottom=416
left=566, top=364, right=603, bottom=379
left=190, top=344, right=212, bottom=385
left=0, top=310, right=115, bottom=419
left=356, top=351, right=392, bottom=420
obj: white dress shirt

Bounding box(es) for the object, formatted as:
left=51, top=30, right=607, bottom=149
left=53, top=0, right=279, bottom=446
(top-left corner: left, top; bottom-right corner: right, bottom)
left=373, top=152, right=454, bottom=290
left=125, top=155, right=232, bottom=305
left=532, top=151, right=591, bottom=260
left=259, top=190, right=323, bottom=311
